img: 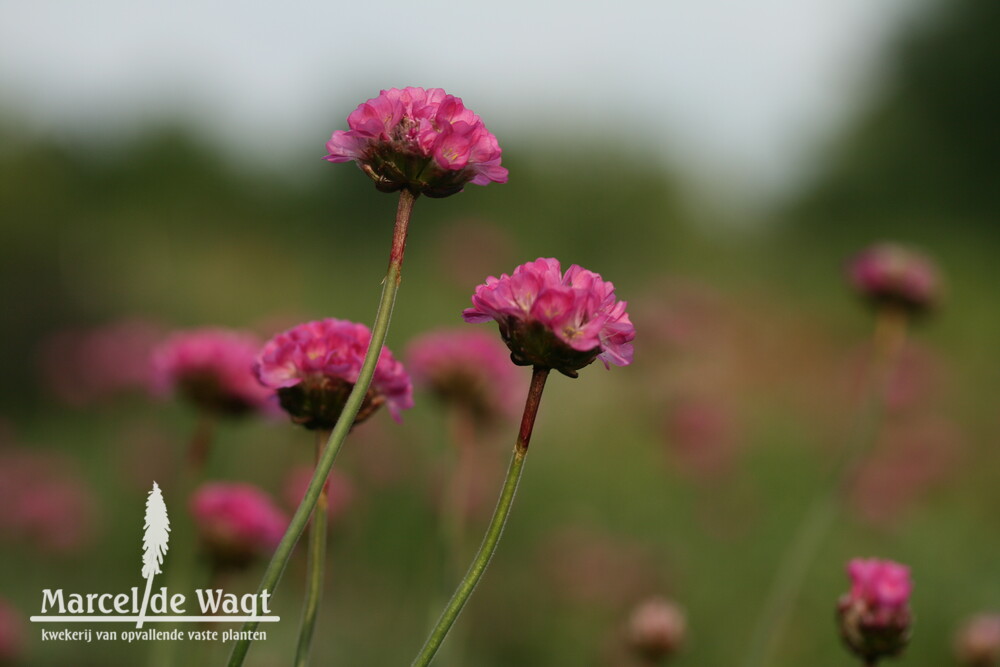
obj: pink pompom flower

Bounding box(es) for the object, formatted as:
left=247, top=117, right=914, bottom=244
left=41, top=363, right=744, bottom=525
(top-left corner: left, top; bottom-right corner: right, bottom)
left=190, top=482, right=287, bottom=568
left=462, top=258, right=635, bottom=377
left=325, top=87, right=508, bottom=198
left=407, top=328, right=521, bottom=424
left=152, top=328, right=274, bottom=416
left=838, top=558, right=913, bottom=663
left=847, top=243, right=940, bottom=315
left=254, top=318, right=413, bottom=430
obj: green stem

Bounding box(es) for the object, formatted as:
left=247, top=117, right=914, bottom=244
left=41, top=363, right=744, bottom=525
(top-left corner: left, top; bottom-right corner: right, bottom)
left=741, top=306, right=908, bottom=667
left=412, top=366, right=550, bottom=667
left=227, top=188, right=418, bottom=667
left=293, top=430, right=331, bottom=667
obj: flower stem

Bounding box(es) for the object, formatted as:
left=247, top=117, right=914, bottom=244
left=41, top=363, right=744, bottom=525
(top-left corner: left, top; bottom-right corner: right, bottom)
left=740, top=305, right=908, bottom=667
left=293, top=430, right=331, bottom=667
left=412, top=366, right=550, bottom=667
left=227, top=188, right=418, bottom=667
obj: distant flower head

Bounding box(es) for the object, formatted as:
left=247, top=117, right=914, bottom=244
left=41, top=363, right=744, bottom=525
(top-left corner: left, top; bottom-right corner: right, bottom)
left=847, top=243, right=940, bottom=315
left=152, top=328, right=273, bottom=417
left=190, top=482, right=287, bottom=569
left=626, top=596, right=686, bottom=663
left=283, top=466, right=355, bottom=523
left=463, top=258, right=635, bottom=377
left=0, top=446, right=97, bottom=555
left=254, top=318, right=413, bottom=430
left=0, top=598, right=23, bottom=664
left=39, top=318, right=161, bottom=406
left=838, top=558, right=913, bottom=663
left=407, top=328, right=521, bottom=423
left=955, top=613, right=1000, bottom=667
left=325, top=87, right=507, bottom=198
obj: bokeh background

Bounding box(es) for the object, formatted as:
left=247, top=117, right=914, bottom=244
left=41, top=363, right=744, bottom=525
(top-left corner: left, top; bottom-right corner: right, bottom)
left=2, top=0, right=999, bottom=665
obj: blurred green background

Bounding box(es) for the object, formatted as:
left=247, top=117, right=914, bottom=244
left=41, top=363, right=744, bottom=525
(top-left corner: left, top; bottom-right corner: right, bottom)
left=2, top=0, right=999, bottom=665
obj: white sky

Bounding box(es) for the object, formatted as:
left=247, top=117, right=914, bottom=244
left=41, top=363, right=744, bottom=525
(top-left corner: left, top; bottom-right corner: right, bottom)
left=0, top=1, right=924, bottom=205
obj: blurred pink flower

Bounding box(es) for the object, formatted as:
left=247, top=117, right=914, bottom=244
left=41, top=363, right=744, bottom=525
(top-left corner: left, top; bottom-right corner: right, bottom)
left=0, top=446, right=97, bottom=555
left=255, top=318, right=413, bottom=430
left=152, top=328, right=274, bottom=417
left=325, top=87, right=507, bottom=198
left=955, top=613, right=1000, bottom=666
left=626, top=596, right=686, bottom=663
left=463, top=258, right=635, bottom=377
left=851, top=416, right=960, bottom=526
left=283, top=466, right=355, bottom=523
left=190, top=482, right=287, bottom=568
left=0, top=598, right=23, bottom=664
left=663, top=395, right=739, bottom=478
left=38, top=318, right=161, bottom=406
left=838, top=558, right=912, bottom=662
left=847, top=243, right=940, bottom=314
left=407, top=328, right=521, bottom=423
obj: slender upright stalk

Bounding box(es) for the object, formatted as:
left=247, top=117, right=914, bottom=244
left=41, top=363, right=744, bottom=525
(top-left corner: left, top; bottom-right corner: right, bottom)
left=741, top=305, right=908, bottom=667
left=293, top=429, right=331, bottom=667
left=412, top=366, right=550, bottom=667
left=227, top=189, right=418, bottom=667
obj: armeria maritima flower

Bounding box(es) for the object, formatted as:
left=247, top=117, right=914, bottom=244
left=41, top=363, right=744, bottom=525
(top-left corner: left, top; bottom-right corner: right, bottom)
left=254, top=318, right=413, bottom=430
left=407, top=328, right=521, bottom=423
left=190, top=482, right=287, bottom=569
left=847, top=243, right=940, bottom=315
left=837, top=558, right=913, bottom=664
left=325, top=87, right=507, bottom=198
left=152, top=328, right=274, bottom=416
left=462, top=258, right=634, bottom=377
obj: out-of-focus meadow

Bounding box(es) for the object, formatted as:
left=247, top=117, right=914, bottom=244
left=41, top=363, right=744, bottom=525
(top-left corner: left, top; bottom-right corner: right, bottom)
left=2, top=0, right=1000, bottom=665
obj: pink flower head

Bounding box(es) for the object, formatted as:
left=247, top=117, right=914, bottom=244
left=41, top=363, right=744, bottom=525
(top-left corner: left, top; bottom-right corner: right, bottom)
left=190, top=482, right=287, bottom=568
left=463, top=258, right=635, bottom=377
left=407, top=328, right=522, bottom=424
left=0, top=446, right=97, bottom=555
left=283, top=466, right=355, bottom=523
left=325, top=87, right=507, bottom=198
left=626, top=596, right=686, bottom=662
left=39, top=318, right=161, bottom=407
left=847, top=243, right=940, bottom=315
left=254, top=318, right=413, bottom=430
left=152, top=328, right=274, bottom=417
left=838, top=558, right=913, bottom=662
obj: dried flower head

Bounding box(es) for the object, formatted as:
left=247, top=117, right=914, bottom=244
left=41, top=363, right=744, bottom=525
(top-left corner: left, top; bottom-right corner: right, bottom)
left=325, top=87, right=507, bottom=198
left=254, top=318, right=413, bottom=430
left=847, top=243, right=940, bottom=315
left=837, top=558, right=913, bottom=663
left=190, top=482, right=287, bottom=569
left=152, top=328, right=273, bottom=416
left=955, top=614, right=1000, bottom=667
left=407, top=328, right=521, bottom=424
left=463, top=258, right=635, bottom=377
left=627, top=596, right=686, bottom=663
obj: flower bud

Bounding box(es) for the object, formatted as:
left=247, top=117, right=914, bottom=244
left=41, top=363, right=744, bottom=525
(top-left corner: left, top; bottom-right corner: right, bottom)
left=627, top=596, right=686, bottom=663
left=955, top=614, right=1000, bottom=666
left=837, top=558, right=913, bottom=663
